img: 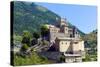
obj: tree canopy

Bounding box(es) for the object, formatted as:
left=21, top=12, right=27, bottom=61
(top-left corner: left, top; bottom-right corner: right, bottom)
left=41, top=25, right=49, bottom=37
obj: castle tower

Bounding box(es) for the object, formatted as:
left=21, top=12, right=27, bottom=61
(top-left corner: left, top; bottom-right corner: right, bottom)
left=60, top=18, right=69, bottom=34
left=60, top=18, right=67, bottom=27
left=63, top=26, right=69, bottom=34
left=74, top=28, right=80, bottom=38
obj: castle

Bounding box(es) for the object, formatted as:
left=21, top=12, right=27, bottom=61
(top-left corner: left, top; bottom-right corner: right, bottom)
left=46, top=18, right=85, bottom=62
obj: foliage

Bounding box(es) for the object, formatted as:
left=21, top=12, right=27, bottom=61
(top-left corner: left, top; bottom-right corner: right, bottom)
left=42, top=40, right=49, bottom=45
left=82, top=54, right=91, bottom=61
left=41, top=25, right=49, bottom=37
left=82, top=53, right=97, bottom=62
left=22, top=30, right=31, bottom=38
left=21, top=44, right=29, bottom=51
left=21, top=30, right=31, bottom=45
left=13, top=1, right=84, bottom=36
left=13, top=1, right=61, bottom=35
left=33, top=32, right=40, bottom=39
left=13, top=34, right=22, bottom=42
left=13, top=34, right=22, bottom=46
left=82, top=30, right=97, bottom=62
left=31, top=38, right=38, bottom=46
left=82, top=29, right=97, bottom=48
left=82, top=30, right=97, bottom=49
left=60, top=55, right=65, bottom=62
left=13, top=52, right=51, bottom=66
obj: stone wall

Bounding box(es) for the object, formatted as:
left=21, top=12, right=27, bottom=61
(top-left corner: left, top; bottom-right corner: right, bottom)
left=37, top=51, right=62, bottom=61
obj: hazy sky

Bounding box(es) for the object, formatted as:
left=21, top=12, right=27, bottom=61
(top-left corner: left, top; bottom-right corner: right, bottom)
left=36, top=2, right=97, bottom=34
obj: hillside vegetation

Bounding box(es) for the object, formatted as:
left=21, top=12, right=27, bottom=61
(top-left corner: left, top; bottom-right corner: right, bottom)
left=13, top=1, right=85, bottom=36
left=82, top=29, right=97, bottom=61
left=13, top=1, right=61, bottom=35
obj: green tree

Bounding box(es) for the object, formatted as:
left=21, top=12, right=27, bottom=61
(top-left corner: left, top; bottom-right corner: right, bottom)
left=33, top=32, right=40, bottom=39
left=60, top=55, right=65, bottom=62
left=40, top=25, right=49, bottom=37
left=42, top=40, right=49, bottom=45
left=13, top=51, right=50, bottom=66
left=21, top=30, right=31, bottom=46
left=22, top=30, right=31, bottom=38
left=21, top=44, right=29, bottom=52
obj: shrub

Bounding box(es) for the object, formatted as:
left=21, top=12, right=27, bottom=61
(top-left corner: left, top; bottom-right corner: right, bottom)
left=42, top=40, right=49, bottom=45
left=21, top=30, right=31, bottom=46
left=21, top=44, right=29, bottom=52
left=33, top=32, right=40, bottom=39
left=13, top=52, right=50, bottom=66
left=41, top=25, right=49, bottom=37
left=60, top=55, right=65, bottom=62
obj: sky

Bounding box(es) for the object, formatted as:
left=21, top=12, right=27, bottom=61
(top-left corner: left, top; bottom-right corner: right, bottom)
left=36, top=2, right=97, bottom=34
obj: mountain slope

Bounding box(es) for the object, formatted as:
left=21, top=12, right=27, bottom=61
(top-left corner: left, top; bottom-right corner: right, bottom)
left=13, top=1, right=61, bottom=34
left=83, top=29, right=97, bottom=61
left=83, top=29, right=97, bottom=49
left=12, top=1, right=85, bottom=36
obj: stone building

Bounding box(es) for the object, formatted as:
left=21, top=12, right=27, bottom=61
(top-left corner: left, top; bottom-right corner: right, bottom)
left=46, top=18, right=85, bottom=63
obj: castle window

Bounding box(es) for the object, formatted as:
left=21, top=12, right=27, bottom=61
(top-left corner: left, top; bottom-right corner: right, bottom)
left=70, top=34, right=73, bottom=37
left=74, top=42, right=78, bottom=44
